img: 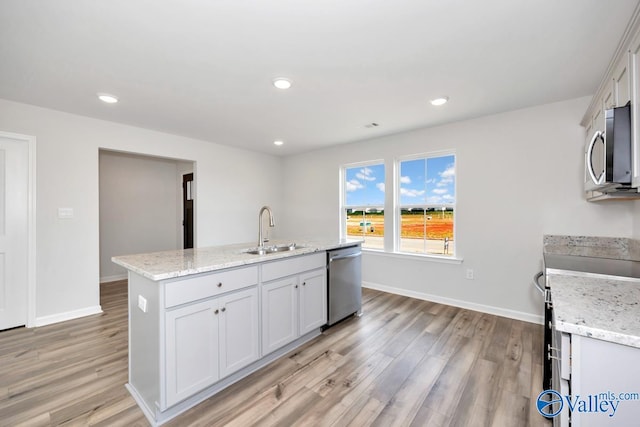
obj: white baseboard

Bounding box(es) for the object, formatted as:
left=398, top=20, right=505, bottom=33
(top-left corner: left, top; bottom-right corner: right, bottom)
left=34, top=305, right=103, bottom=327
left=362, top=281, right=543, bottom=325
left=100, top=273, right=128, bottom=283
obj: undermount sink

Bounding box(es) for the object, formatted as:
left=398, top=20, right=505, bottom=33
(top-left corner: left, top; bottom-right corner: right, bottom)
left=243, top=243, right=303, bottom=255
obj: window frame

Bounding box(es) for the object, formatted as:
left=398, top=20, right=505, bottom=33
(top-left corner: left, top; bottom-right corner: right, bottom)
left=340, top=160, right=386, bottom=251
left=394, top=150, right=456, bottom=258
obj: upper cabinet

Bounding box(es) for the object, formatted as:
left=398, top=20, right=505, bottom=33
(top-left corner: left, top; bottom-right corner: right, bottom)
left=631, top=31, right=640, bottom=188
left=614, top=54, right=631, bottom=107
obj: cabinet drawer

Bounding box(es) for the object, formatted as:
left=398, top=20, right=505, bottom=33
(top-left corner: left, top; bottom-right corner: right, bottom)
left=262, top=252, right=326, bottom=282
left=165, top=266, right=258, bottom=308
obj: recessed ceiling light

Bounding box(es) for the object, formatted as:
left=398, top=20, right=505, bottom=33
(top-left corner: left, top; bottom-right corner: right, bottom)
left=430, top=96, right=449, bottom=106
left=273, top=78, right=292, bottom=90
left=97, top=93, right=118, bottom=104
left=273, top=140, right=284, bottom=146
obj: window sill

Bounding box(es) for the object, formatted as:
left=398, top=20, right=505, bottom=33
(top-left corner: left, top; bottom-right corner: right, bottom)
left=361, top=248, right=464, bottom=265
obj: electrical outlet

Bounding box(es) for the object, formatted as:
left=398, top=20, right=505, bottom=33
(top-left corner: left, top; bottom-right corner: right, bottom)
left=138, top=295, right=148, bottom=313
left=466, top=269, right=474, bottom=280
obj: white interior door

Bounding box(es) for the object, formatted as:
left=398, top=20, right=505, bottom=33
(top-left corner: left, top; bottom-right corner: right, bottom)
left=0, top=135, right=29, bottom=330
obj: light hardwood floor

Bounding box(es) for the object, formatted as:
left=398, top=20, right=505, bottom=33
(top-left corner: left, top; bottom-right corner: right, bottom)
left=0, top=281, right=550, bottom=427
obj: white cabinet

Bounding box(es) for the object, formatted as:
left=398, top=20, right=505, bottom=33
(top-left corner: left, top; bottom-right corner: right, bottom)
left=261, top=277, right=298, bottom=355
left=299, top=268, right=328, bottom=335
left=261, top=252, right=327, bottom=356
left=218, top=288, right=259, bottom=378
left=555, top=333, right=640, bottom=427
left=613, top=55, right=631, bottom=107
left=165, top=299, right=220, bottom=407
left=164, top=286, right=259, bottom=407
left=631, top=31, right=640, bottom=187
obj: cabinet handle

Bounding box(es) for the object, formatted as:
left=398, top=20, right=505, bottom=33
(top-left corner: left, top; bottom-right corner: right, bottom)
left=217, top=282, right=223, bottom=288
left=214, top=309, right=219, bottom=315
left=221, top=307, right=226, bottom=312
left=303, top=282, right=306, bottom=286
left=295, top=285, right=298, bottom=288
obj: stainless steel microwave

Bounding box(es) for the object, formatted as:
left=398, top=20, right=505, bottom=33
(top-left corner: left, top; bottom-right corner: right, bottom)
left=585, top=102, right=632, bottom=193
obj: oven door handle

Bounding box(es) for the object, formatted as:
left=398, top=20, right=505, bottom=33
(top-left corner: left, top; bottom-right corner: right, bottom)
left=532, top=271, right=545, bottom=294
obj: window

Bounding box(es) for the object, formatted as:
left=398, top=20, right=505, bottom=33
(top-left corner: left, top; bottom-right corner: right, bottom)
left=343, top=163, right=385, bottom=250
left=397, top=154, right=455, bottom=256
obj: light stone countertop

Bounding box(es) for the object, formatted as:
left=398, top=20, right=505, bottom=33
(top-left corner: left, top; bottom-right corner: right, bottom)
left=547, top=272, right=640, bottom=348
left=112, top=238, right=363, bottom=281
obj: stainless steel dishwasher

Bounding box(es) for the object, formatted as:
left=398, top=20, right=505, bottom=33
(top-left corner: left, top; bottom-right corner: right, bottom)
left=327, top=245, right=362, bottom=326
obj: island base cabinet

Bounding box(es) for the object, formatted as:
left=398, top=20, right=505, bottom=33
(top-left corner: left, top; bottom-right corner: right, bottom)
left=164, top=287, right=259, bottom=408
left=261, top=263, right=327, bottom=356
left=165, top=300, right=220, bottom=408
left=218, top=288, right=260, bottom=378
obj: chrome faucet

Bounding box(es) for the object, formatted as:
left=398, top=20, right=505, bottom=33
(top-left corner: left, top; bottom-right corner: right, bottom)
left=258, top=206, right=275, bottom=248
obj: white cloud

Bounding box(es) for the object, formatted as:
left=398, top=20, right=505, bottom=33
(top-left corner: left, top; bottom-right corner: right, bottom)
left=356, top=167, right=376, bottom=181
left=376, top=182, right=385, bottom=192
left=400, top=176, right=412, bottom=184
left=401, top=188, right=425, bottom=197
left=442, top=194, right=455, bottom=200
left=346, top=179, right=363, bottom=192
left=432, top=188, right=448, bottom=195
left=437, top=165, right=455, bottom=186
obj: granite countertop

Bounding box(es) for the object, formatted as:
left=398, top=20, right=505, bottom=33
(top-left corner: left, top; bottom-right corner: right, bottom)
left=543, top=235, right=640, bottom=348
left=547, top=272, right=640, bottom=348
left=112, top=238, right=362, bottom=281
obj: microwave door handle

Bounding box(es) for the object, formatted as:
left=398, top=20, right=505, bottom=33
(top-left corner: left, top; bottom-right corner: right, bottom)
left=586, top=130, right=604, bottom=185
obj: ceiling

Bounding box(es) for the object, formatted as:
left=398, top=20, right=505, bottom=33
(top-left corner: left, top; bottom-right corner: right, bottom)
left=1, top=0, right=639, bottom=156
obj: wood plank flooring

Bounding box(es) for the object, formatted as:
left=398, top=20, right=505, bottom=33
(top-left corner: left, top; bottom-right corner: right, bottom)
left=0, top=281, right=550, bottom=426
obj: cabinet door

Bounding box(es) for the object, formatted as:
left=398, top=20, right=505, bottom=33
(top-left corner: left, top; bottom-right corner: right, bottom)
left=614, top=53, right=631, bottom=107
left=299, top=268, right=327, bottom=335
left=165, top=299, right=219, bottom=407
left=218, top=287, right=259, bottom=378
left=631, top=33, right=640, bottom=187
left=261, top=277, right=298, bottom=356
left=572, top=335, right=640, bottom=426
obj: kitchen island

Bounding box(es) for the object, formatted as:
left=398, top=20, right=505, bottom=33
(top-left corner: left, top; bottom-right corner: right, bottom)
left=112, top=239, right=361, bottom=427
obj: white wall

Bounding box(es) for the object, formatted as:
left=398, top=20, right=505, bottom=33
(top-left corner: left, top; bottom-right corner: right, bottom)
left=99, top=151, right=185, bottom=282
left=0, top=98, right=283, bottom=325
left=281, top=97, right=635, bottom=322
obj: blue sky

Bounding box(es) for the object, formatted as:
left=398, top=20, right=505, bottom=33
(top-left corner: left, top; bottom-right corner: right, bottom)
left=345, top=155, right=455, bottom=207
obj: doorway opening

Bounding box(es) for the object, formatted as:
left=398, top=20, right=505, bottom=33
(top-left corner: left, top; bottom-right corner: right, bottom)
left=183, top=173, right=194, bottom=249
left=98, top=149, right=195, bottom=285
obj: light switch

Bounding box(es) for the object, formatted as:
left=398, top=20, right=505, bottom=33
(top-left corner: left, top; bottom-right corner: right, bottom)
left=58, top=208, right=74, bottom=219
left=138, top=295, right=148, bottom=313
